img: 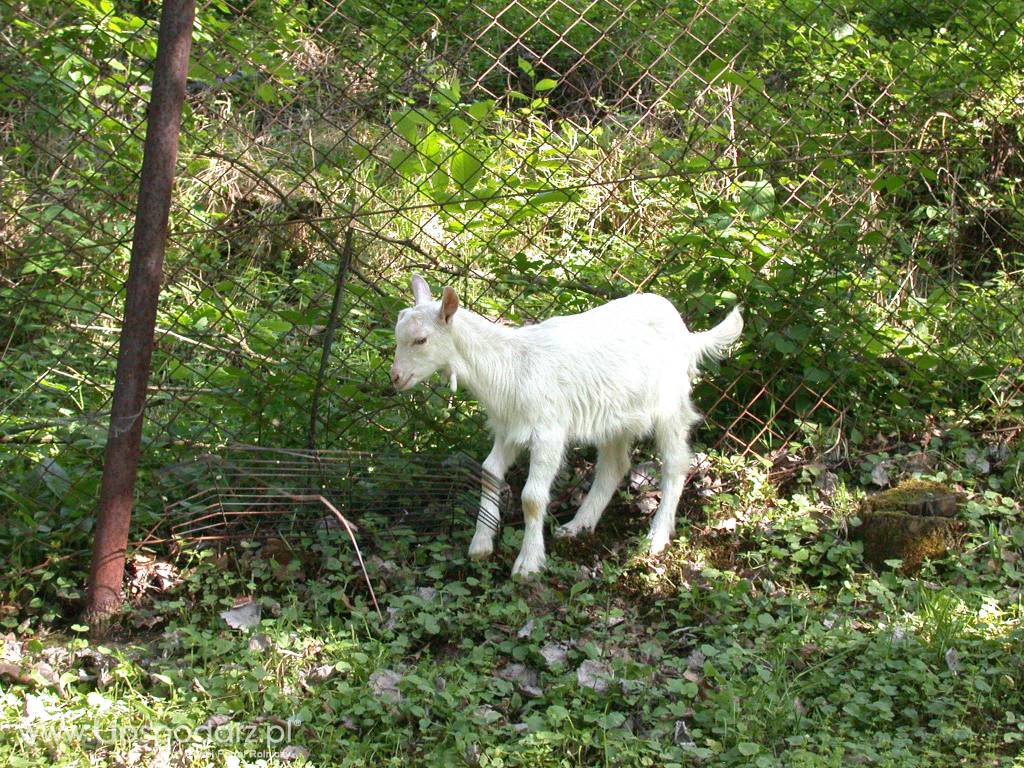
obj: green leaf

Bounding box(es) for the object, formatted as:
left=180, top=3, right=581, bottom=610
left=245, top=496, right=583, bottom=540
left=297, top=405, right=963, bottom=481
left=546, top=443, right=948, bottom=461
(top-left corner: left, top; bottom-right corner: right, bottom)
left=736, top=180, right=775, bottom=220
left=535, top=78, right=557, bottom=92
left=258, top=318, right=292, bottom=334
left=772, top=335, right=797, bottom=354
left=255, top=83, right=275, bottom=103
left=424, top=166, right=449, bottom=201
left=506, top=188, right=581, bottom=223
left=392, top=108, right=431, bottom=145
left=419, top=613, right=440, bottom=634
left=738, top=742, right=761, bottom=756
left=431, top=80, right=461, bottom=109
left=705, top=60, right=728, bottom=85
left=450, top=150, right=483, bottom=191
left=873, top=175, right=905, bottom=194
left=547, top=704, right=571, bottom=722
left=416, top=128, right=443, bottom=163
left=601, top=712, right=626, bottom=729
left=722, top=70, right=764, bottom=92
left=466, top=99, right=495, bottom=121
left=448, top=116, right=470, bottom=137
left=529, top=189, right=579, bottom=206
left=389, top=148, right=423, bottom=178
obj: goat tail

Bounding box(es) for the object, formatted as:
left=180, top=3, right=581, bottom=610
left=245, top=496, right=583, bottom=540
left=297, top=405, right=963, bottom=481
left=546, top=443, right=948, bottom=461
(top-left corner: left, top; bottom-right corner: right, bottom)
left=690, top=305, right=743, bottom=372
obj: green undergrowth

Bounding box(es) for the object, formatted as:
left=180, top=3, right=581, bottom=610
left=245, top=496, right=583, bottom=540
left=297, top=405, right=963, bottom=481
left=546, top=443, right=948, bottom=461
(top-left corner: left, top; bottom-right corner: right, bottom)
left=1, top=451, right=1022, bottom=767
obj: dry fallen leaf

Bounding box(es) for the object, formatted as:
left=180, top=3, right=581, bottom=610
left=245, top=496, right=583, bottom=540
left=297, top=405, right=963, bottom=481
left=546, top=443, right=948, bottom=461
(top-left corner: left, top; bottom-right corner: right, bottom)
left=302, top=664, right=338, bottom=686
left=673, top=719, right=695, bottom=747
left=815, top=469, right=838, bottom=495
left=279, top=745, right=309, bottom=761
left=248, top=633, right=273, bottom=653
left=576, top=659, right=613, bottom=692
left=871, top=460, right=892, bottom=487
left=1, top=634, right=23, bottom=664
left=629, top=462, right=658, bottom=490
left=496, top=662, right=542, bottom=698
left=0, top=662, right=34, bottom=687
left=202, top=713, right=232, bottom=731
left=23, top=693, right=47, bottom=721
left=368, top=668, right=403, bottom=702
left=635, top=492, right=660, bottom=516
left=220, top=600, right=261, bottom=630
left=540, top=642, right=569, bottom=668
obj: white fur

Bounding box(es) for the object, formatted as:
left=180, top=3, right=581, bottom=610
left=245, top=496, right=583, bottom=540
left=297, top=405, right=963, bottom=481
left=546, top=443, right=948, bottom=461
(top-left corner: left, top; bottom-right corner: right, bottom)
left=391, top=276, right=743, bottom=577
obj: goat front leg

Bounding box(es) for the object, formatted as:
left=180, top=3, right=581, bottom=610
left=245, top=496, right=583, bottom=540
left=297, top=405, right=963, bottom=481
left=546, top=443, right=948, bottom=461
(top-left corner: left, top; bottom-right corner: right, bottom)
left=468, top=436, right=518, bottom=561
left=512, top=432, right=566, bottom=578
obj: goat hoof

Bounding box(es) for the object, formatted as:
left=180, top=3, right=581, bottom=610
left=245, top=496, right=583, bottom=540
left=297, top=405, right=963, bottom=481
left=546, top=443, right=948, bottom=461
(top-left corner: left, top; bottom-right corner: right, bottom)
left=553, top=523, right=575, bottom=539
left=647, top=531, right=671, bottom=556
left=468, top=535, right=494, bottom=561
left=554, top=521, right=588, bottom=539
left=511, top=552, right=546, bottom=579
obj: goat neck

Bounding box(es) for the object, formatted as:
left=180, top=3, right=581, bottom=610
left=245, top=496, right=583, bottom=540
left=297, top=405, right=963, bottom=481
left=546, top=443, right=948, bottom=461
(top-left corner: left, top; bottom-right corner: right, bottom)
left=448, top=310, right=524, bottom=417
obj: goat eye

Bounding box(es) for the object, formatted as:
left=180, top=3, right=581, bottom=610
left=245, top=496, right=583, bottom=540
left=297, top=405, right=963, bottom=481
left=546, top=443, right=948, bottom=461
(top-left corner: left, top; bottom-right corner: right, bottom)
left=413, top=337, right=428, bottom=346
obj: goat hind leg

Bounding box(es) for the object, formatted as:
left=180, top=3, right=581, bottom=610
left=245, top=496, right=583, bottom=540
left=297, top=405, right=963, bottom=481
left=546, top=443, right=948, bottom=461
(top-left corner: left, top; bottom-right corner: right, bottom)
left=648, top=410, right=697, bottom=555
left=555, top=437, right=631, bottom=539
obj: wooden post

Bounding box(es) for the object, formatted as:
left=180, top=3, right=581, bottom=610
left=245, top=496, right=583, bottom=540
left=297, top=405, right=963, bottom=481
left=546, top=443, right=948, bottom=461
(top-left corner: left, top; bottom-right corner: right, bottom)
left=85, top=0, right=196, bottom=624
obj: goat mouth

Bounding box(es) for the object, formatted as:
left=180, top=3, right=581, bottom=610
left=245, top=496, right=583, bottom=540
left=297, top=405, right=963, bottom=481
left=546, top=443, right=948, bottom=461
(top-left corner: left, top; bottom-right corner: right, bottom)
left=395, top=374, right=415, bottom=391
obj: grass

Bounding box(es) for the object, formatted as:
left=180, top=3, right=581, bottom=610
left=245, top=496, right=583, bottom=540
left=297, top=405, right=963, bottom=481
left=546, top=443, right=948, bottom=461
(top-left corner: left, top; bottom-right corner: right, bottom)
left=1, top=448, right=1022, bottom=767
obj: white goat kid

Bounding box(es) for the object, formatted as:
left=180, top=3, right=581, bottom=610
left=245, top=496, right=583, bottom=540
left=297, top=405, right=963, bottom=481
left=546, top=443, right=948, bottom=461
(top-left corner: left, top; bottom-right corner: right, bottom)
left=390, top=275, right=743, bottom=578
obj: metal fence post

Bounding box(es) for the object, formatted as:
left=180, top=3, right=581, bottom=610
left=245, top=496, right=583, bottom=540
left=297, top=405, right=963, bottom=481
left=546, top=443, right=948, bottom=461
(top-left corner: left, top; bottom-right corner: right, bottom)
left=85, top=0, right=196, bottom=623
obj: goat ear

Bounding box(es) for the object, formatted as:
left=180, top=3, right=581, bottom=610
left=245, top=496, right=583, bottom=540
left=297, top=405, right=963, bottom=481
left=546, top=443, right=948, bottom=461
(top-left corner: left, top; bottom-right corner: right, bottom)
left=411, top=274, right=432, bottom=305
left=440, top=286, right=459, bottom=324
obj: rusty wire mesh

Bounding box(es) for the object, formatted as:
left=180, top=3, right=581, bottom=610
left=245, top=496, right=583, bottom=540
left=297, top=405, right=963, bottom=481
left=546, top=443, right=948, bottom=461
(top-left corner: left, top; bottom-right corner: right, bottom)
left=1, top=0, right=1022, bottom=550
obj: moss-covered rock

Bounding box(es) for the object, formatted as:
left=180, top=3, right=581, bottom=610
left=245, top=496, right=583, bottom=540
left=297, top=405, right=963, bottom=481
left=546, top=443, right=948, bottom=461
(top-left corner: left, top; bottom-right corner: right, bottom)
left=854, top=480, right=965, bottom=572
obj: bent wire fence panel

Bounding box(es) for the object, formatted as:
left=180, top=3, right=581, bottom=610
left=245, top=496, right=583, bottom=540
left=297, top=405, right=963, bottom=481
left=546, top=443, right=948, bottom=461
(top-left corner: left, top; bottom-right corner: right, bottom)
left=145, top=446, right=511, bottom=545
left=1, top=0, right=1022, bottom=554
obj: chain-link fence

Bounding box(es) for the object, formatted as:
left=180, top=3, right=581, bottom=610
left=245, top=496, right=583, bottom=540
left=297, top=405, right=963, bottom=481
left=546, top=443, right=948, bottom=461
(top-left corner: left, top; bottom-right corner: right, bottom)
left=2, top=0, right=1022, bottom=566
